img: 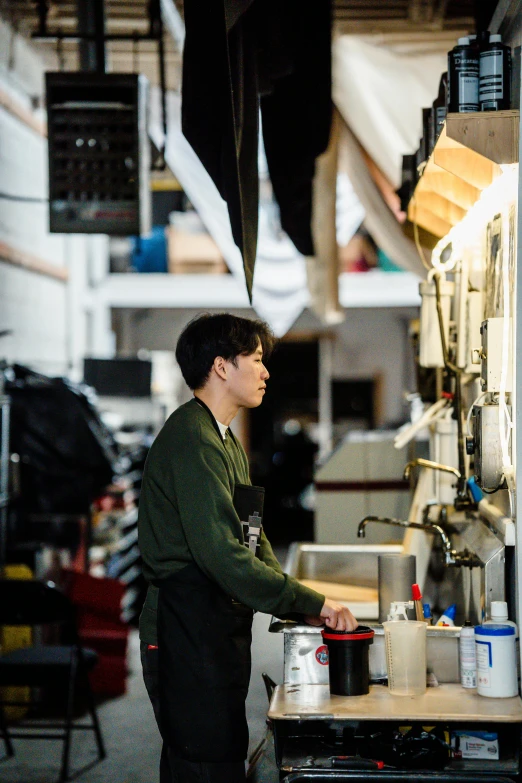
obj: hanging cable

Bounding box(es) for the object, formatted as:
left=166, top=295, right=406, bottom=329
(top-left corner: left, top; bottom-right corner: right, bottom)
left=0, top=192, right=46, bottom=203
left=499, top=204, right=515, bottom=515
left=433, top=271, right=467, bottom=501
left=465, top=391, right=488, bottom=437
left=433, top=272, right=458, bottom=374
left=411, top=197, right=433, bottom=273
left=57, top=31, right=65, bottom=71
left=132, top=30, right=140, bottom=73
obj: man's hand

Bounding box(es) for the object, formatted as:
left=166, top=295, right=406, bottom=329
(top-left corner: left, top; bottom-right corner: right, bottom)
left=304, top=598, right=358, bottom=631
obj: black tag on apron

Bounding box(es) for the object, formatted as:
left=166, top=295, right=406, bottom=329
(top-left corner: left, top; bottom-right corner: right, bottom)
left=233, top=483, right=265, bottom=556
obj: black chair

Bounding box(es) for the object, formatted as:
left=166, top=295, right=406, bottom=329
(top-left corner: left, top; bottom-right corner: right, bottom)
left=262, top=671, right=277, bottom=704
left=0, top=578, right=106, bottom=782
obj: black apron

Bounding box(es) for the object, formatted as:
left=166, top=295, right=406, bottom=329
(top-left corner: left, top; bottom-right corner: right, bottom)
left=157, top=564, right=253, bottom=762
left=156, top=398, right=263, bottom=763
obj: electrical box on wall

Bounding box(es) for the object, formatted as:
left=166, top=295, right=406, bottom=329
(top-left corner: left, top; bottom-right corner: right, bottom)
left=477, top=318, right=512, bottom=393
left=463, top=290, right=483, bottom=374
left=46, top=72, right=151, bottom=236
left=431, top=413, right=459, bottom=505
left=469, top=401, right=509, bottom=492
left=418, top=276, right=454, bottom=368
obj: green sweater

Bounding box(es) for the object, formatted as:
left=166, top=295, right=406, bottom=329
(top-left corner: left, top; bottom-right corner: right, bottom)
left=138, top=398, right=324, bottom=644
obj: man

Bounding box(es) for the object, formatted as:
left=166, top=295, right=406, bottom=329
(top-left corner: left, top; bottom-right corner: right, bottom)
left=138, top=313, right=357, bottom=783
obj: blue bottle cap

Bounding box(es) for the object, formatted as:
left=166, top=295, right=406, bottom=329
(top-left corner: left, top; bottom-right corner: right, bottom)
left=423, top=603, right=431, bottom=619
left=443, top=603, right=457, bottom=621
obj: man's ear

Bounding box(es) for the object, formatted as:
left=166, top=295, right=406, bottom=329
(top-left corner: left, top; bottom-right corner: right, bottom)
left=213, top=356, right=228, bottom=381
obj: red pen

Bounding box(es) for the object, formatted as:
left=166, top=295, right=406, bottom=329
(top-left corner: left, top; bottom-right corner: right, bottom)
left=412, top=583, right=424, bottom=622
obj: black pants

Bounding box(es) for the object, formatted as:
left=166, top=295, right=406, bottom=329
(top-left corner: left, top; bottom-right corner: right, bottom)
left=141, top=643, right=247, bottom=783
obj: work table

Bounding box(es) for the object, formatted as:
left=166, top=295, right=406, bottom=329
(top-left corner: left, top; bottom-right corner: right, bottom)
left=268, top=683, right=522, bottom=723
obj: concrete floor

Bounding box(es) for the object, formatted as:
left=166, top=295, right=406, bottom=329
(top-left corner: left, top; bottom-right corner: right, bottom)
left=0, top=612, right=283, bottom=783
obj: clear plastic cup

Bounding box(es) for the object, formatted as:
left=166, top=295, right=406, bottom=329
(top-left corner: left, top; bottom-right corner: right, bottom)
left=383, top=620, right=427, bottom=696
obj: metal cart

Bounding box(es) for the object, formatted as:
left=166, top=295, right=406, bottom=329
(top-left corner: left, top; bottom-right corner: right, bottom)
left=269, top=683, right=522, bottom=781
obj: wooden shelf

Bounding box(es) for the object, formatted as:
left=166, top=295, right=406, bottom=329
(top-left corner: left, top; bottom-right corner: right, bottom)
left=407, top=110, right=520, bottom=239
left=268, top=683, right=522, bottom=723
left=446, top=109, right=520, bottom=165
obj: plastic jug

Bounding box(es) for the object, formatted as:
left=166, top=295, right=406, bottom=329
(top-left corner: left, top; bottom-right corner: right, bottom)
left=383, top=600, right=427, bottom=696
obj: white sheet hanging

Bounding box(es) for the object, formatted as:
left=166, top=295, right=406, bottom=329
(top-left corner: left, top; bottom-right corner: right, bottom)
left=333, top=36, right=448, bottom=187
left=339, top=121, right=426, bottom=277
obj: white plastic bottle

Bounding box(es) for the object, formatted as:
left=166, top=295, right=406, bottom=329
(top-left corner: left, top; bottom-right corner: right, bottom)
left=460, top=622, right=477, bottom=689
left=485, top=601, right=520, bottom=683
left=475, top=624, right=517, bottom=697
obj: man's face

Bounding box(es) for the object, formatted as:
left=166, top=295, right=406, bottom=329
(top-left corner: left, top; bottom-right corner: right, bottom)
left=225, top=342, right=270, bottom=408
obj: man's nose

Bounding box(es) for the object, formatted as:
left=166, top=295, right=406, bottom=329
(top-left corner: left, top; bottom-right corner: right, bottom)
left=261, top=365, right=270, bottom=380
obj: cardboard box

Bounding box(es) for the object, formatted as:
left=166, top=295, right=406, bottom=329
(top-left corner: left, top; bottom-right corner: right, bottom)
left=167, top=226, right=227, bottom=274
left=451, top=731, right=499, bottom=760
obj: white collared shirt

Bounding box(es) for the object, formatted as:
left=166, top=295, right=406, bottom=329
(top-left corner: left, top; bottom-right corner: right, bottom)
left=216, top=420, right=228, bottom=440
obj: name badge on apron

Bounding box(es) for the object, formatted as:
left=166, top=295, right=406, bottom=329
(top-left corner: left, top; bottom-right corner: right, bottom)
left=233, top=483, right=265, bottom=556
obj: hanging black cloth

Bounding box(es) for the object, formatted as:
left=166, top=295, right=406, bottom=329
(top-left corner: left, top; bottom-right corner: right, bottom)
left=259, top=0, right=333, bottom=257
left=181, top=0, right=332, bottom=299
left=6, top=364, right=120, bottom=513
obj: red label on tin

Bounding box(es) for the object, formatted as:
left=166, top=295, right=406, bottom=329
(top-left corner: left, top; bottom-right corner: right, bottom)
left=315, top=645, right=329, bottom=665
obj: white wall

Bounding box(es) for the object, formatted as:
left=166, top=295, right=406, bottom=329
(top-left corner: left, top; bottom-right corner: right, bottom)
left=0, top=59, right=67, bottom=374
left=291, top=306, right=417, bottom=425
left=112, top=307, right=255, bottom=359
left=113, top=304, right=418, bottom=425
left=0, top=19, right=113, bottom=378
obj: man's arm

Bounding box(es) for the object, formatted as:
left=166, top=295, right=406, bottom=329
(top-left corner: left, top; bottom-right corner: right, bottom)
left=258, top=529, right=283, bottom=574
left=167, top=424, right=324, bottom=617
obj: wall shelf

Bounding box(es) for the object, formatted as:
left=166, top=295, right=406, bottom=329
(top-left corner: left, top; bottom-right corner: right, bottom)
left=407, top=110, right=520, bottom=239
left=446, top=109, right=520, bottom=164
left=98, top=270, right=421, bottom=310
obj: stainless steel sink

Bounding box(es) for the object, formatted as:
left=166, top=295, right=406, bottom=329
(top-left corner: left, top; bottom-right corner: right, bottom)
left=272, top=542, right=460, bottom=685
left=285, top=542, right=404, bottom=588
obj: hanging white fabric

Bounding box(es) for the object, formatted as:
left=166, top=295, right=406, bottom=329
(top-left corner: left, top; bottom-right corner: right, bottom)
left=333, top=36, right=447, bottom=187
left=339, top=120, right=426, bottom=277
left=149, top=89, right=365, bottom=335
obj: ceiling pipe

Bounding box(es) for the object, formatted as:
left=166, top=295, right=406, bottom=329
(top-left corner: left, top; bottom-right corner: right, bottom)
left=77, top=0, right=106, bottom=73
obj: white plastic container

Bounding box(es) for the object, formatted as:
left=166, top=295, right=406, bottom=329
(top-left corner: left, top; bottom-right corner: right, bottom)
left=419, top=273, right=454, bottom=369
left=383, top=601, right=427, bottom=696
left=485, top=601, right=520, bottom=683
left=432, top=413, right=459, bottom=505
left=475, top=624, right=517, bottom=698
left=459, top=624, right=477, bottom=689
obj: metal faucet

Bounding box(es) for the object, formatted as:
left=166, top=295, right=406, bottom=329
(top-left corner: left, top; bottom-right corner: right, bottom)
left=403, top=458, right=461, bottom=481
left=357, top=515, right=478, bottom=567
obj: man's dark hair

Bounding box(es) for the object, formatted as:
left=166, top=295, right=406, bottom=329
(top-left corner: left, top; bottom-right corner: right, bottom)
left=176, top=313, right=276, bottom=390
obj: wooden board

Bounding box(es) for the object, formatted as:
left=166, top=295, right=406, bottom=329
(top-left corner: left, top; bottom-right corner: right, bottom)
left=419, top=168, right=480, bottom=211
left=446, top=110, right=519, bottom=165
left=406, top=112, right=519, bottom=239
left=0, top=240, right=68, bottom=282
left=434, top=145, right=500, bottom=191
left=407, top=201, right=453, bottom=237
left=298, top=579, right=378, bottom=604
left=415, top=191, right=466, bottom=225
left=268, top=683, right=522, bottom=723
